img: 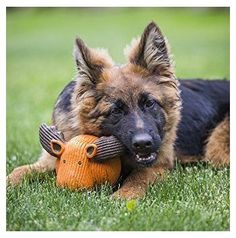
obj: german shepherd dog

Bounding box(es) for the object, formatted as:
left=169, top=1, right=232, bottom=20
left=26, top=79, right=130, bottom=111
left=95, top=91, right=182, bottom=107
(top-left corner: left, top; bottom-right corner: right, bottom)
left=7, top=22, right=230, bottom=199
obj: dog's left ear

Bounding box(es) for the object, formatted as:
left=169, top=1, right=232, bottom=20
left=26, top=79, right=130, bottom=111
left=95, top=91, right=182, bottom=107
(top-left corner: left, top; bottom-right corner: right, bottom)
left=125, top=22, right=174, bottom=77
left=74, top=38, right=114, bottom=84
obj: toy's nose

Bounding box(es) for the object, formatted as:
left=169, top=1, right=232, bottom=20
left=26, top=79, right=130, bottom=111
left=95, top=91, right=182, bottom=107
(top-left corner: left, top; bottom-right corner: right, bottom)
left=86, top=144, right=97, bottom=158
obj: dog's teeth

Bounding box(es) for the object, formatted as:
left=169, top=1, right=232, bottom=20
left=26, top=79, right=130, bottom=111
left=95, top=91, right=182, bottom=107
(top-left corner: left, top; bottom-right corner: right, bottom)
left=135, top=153, right=156, bottom=163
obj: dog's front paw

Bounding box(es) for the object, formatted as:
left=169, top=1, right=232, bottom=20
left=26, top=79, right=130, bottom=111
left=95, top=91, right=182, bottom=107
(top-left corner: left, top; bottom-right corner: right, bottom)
left=7, top=165, right=31, bottom=186
left=112, top=186, right=145, bottom=200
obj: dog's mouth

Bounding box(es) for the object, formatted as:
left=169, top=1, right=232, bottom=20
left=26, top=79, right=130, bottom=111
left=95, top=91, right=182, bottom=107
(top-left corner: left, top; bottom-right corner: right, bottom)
left=134, top=152, right=157, bottom=166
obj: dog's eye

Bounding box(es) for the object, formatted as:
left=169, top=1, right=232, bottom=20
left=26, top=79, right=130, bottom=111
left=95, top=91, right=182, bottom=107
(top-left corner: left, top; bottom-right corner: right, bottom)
left=144, top=99, right=155, bottom=108
left=110, top=107, right=122, bottom=115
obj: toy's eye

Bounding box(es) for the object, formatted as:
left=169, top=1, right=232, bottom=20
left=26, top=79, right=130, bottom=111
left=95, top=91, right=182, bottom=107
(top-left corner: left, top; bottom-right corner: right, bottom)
left=78, top=161, right=82, bottom=165
left=63, top=160, right=66, bottom=163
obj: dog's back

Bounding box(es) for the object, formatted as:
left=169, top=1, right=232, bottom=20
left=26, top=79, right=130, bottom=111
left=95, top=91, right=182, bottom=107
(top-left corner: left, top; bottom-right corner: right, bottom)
left=175, top=79, right=229, bottom=163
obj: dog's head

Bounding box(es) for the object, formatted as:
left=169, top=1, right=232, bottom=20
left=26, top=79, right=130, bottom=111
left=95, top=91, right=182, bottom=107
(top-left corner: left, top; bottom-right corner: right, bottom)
left=72, top=22, right=181, bottom=167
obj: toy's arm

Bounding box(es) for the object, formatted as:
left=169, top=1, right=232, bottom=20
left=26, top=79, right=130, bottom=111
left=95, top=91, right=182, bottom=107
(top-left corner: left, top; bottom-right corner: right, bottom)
left=39, top=123, right=126, bottom=160
left=39, top=123, right=65, bottom=157
left=93, top=136, right=125, bottom=162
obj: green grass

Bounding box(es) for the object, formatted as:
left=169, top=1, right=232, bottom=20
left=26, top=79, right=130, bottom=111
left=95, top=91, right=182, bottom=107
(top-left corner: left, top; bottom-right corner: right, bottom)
left=7, top=165, right=229, bottom=231
left=7, top=8, right=230, bottom=231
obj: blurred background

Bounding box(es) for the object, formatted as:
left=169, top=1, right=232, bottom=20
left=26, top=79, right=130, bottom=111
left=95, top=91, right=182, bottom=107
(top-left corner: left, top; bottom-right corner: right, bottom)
left=7, top=7, right=229, bottom=171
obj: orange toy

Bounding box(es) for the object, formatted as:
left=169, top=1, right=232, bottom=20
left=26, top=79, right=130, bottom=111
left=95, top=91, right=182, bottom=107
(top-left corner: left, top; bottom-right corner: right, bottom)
left=39, top=124, right=124, bottom=190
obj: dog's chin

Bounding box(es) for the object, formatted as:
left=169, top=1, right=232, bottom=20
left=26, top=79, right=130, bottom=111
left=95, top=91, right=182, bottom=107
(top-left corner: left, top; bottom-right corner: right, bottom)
left=134, top=152, right=158, bottom=167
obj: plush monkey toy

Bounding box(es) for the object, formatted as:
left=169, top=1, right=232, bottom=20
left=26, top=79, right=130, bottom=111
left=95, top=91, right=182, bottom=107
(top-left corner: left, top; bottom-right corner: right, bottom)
left=39, top=124, right=125, bottom=190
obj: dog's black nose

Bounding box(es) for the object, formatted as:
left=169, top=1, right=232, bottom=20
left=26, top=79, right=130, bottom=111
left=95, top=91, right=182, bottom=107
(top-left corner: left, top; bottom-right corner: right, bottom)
left=132, top=133, right=153, bottom=153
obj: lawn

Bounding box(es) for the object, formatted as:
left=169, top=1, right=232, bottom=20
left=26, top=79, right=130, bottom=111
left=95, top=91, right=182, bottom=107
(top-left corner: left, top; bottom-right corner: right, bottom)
left=6, top=7, right=230, bottom=231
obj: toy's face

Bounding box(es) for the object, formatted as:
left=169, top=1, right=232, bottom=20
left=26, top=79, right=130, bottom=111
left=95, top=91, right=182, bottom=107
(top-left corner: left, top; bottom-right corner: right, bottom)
left=51, top=139, right=97, bottom=167
left=50, top=139, right=98, bottom=188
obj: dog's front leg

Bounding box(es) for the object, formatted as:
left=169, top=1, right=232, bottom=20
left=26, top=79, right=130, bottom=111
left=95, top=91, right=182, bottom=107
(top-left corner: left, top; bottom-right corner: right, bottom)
left=112, top=165, right=167, bottom=200
left=7, top=150, right=56, bottom=186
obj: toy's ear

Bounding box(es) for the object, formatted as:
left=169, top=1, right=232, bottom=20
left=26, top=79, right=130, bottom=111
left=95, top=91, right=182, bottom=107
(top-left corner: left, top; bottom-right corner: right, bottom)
left=85, top=144, right=97, bottom=159
left=50, top=140, right=65, bottom=158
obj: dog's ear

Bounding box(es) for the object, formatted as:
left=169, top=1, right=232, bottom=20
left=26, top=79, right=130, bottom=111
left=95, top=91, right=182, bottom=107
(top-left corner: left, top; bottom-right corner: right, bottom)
left=125, top=22, right=174, bottom=77
left=74, top=38, right=114, bottom=84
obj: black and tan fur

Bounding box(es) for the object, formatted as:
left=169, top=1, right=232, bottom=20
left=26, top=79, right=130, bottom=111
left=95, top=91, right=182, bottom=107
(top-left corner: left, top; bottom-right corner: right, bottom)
left=7, top=22, right=229, bottom=199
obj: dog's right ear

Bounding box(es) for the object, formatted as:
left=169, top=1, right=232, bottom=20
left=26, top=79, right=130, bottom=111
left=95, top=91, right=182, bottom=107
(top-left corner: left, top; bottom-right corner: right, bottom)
left=125, top=22, right=174, bottom=78
left=74, top=38, right=114, bottom=85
